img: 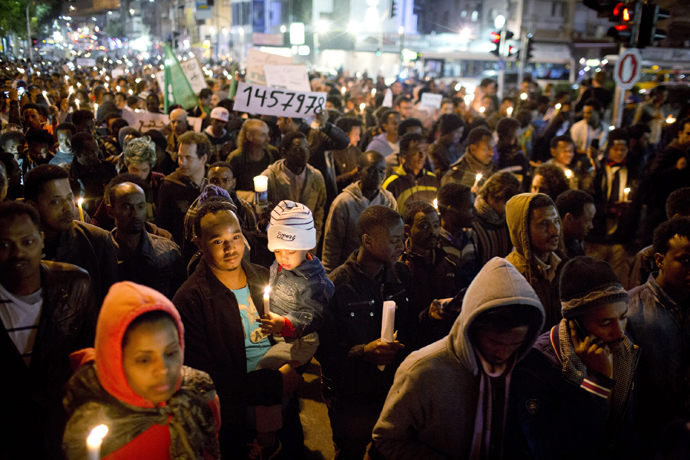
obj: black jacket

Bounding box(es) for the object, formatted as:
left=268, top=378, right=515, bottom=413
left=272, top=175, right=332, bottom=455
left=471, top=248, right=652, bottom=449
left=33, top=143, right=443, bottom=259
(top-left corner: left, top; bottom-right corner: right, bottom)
left=156, top=169, right=205, bottom=247
left=45, top=221, right=119, bottom=304
left=317, top=251, right=416, bottom=414
left=172, top=258, right=283, bottom=451
left=0, top=261, right=96, bottom=460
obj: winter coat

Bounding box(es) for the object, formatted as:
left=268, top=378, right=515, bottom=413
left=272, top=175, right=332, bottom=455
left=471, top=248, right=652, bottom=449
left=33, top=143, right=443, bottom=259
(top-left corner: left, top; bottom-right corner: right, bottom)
left=156, top=169, right=206, bottom=247
left=372, top=257, right=545, bottom=460
left=505, top=193, right=568, bottom=331
left=267, top=256, right=334, bottom=338
left=172, top=259, right=283, bottom=447
left=226, top=145, right=277, bottom=192
left=509, top=322, right=639, bottom=460
left=317, top=251, right=416, bottom=415
left=261, top=159, right=327, bottom=245
left=63, top=282, right=220, bottom=460
left=47, top=220, right=119, bottom=305
left=1, top=261, right=96, bottom=460
left=627, top=275, right=690, bottom=453
left=382, top=165, right=439, bottom=216
left=322, top=182, right=397, bottom=273
left=367, top=132, right=397, bottom=158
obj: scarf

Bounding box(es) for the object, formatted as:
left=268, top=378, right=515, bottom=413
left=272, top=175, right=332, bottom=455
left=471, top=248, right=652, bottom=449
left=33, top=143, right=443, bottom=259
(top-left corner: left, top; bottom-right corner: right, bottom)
left=557, top=320, right=639, bottom=424
left=63, top=362, right=220, bottom=460
left=474, top=195, right=505, bottom=227
left=463, top=150, right=495, bottom=180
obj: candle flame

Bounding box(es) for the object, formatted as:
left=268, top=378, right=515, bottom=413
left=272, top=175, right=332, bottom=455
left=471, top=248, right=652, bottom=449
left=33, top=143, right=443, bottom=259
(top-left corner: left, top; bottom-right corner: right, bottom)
left=666, top=115, right=676, bottom=124
left=359, top=103, right=366, bottom=111
left=86, top=424, right=108, bottom=448
left=624, top=187, right=630, bottom=194
left=263, top=286, right=271, bottom=297
left=433, top=198, right=438, bottom=209
left=475, top=173, right=482, bottom=181
left=520, top=92, right=528, bottom=101
left=77, top=197, right=84, bottom=206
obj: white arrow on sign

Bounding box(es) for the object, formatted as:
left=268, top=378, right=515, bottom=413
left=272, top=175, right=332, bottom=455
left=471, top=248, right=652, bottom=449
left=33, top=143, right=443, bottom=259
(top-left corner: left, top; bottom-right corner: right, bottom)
left=614, top=48, right=642, bottom=90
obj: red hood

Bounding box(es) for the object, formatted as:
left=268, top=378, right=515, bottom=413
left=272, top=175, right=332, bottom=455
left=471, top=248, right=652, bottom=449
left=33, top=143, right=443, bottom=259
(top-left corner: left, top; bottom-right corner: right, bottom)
left=94, top=281, right=185, bottom=408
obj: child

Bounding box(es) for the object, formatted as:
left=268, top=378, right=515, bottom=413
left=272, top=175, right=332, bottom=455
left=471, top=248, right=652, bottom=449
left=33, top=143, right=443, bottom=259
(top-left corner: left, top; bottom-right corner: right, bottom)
left=62, top=282, right=220, bottom=460
left=252, top=200, right=334, bottom=456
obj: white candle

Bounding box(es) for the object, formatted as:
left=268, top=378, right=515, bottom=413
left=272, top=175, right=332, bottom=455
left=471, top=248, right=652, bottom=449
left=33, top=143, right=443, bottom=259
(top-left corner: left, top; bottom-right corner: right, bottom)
left=75, top=99, right=80, bottom=109
left=94, top=103, right=98, bottom=114
left=379, top=301, right=397, bottom=371
left=479, top=106, right=485, bottom=114
left=506, top=106, right=513, bottom=117
left=623, top=187, right=631, bottom=202
left=42, top=91, right=48, bottom=103
left=263, top=286, right=271, bottom=316
left=68, top=85, right=74, bottom=96
left=253, top=175, right=268, bottom=206
left=473, top=173, right=483, bottom=189
left=433, top=198, right=438, bottom=209
left=77, top=197, right=85, bottom=222
left=565, top=169, right=573, bottom=179
left=86, top=424, right=108, bottom=460
left=359, top=102, right=366, bottom=111
left=520, top=92, right=528, bottom=100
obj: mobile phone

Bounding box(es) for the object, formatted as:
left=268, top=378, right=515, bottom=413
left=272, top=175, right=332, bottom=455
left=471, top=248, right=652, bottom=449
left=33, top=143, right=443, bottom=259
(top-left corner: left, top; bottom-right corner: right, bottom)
left=572, top=319, right=588, bottom=341
left=591, top=139, right=599, bottom=150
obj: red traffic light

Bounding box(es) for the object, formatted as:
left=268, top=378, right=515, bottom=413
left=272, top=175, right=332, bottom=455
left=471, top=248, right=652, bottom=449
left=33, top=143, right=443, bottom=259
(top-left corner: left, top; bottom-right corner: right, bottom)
left=490, top=31, right=501, bottom=43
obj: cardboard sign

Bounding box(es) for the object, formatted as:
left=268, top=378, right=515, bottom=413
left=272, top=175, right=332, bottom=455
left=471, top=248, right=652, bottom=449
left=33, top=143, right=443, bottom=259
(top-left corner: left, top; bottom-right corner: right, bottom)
left=120, top=110, right=202, bottom=133
left=111, top=68, right=125, bottom=79
left=263, top=65, right=311, bottom=92
left=420, top=92, right=443, bottom=109
left=76, top=58, right=96, bottom=67
left=155, top=57, right=207, bottom=99
left=246, top=49, right=293, bottom=86
left=234, top=82, right=326, bottom=118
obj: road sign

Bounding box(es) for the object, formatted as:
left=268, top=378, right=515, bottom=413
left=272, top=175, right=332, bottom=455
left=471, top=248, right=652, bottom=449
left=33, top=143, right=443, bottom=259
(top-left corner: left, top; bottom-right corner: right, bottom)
left=614, top=48, right=642, bottom=90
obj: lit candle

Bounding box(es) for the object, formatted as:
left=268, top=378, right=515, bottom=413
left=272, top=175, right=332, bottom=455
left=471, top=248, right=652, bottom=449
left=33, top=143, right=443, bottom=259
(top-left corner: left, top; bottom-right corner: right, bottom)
left=479, top=106, right=485, bottom=114
left=433, top=198, right=438, bottom=209
left=77, top=197, right=84, bottom=222
left=86, top=424, right=108, bottom=460
left=75, top=99, right=80, bottom=109
left=42, top=91, right=48, bottom=103
left=623, top=187, right=631, bottom=202
left=506, top=106, right=513, bottom=117
left=520, top=92, right=528, bottom=101
left=253, top=175, right=268, bottom=207
left=555, top=103, right=562, bottom=110
left=69, top=85, right=74, bottom=96
left=340, top=86, right=346, bottom=95
left=473, top=173, right=483, bottom=189
left=94, top=102, right=98, bottom=114
left=666, top=115, right=676, bottom=124
left=359, top=102, right=366, bottom=111
left=565, top=169, right=573, bottom=179
left=263, top=286, right=271, bottom=316
left=371, top=88, right=376, bottom=95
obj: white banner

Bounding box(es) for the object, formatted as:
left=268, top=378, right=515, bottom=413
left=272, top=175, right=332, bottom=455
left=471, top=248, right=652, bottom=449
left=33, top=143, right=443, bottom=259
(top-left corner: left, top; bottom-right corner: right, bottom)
left=234, top=82, right=326, bottom=118
left=155, top=57, right=208, bottom=98
left=76, top=58, right=96, bottom=67
left=121, top=110, right=202, bottom=133
left=264, top=64, right=311, bottom=92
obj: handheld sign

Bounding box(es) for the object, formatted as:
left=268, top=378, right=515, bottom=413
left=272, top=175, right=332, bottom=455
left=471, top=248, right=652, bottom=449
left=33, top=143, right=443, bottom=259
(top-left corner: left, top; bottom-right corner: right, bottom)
left=246, top=49, right=293, bottom=86
left=234, top=82, right=326, bottom=118
left=121, top=110, right=202, bottom=133
left=420, top=92, right=443, bottom=109
left=264, top=65, right=311, bottom=92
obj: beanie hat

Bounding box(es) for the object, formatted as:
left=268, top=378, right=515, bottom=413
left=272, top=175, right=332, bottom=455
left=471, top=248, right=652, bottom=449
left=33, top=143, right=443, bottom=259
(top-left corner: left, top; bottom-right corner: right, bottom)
left=559, top=256, right=629, bottom=319
left=267, top=200, right=316, bottom=251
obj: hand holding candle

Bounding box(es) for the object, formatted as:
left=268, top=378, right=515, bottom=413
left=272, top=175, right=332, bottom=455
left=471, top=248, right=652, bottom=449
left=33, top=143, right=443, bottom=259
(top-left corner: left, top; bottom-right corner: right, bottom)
left=379, top=301, right=397, bottom=371
left=253, top=175, right=268, bottom=209
left=86, top=424, right=108, bottom=460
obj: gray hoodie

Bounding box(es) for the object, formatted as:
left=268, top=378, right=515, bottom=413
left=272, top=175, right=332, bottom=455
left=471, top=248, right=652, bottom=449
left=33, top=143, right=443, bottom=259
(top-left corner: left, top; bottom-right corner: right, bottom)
left=373, top=257, right=545, bottom=460
left=322, top=181, right=397, bottom=273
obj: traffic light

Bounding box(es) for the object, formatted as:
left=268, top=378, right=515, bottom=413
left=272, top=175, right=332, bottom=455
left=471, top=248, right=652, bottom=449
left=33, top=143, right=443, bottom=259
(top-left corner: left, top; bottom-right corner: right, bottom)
left=606, top=2, right=638, bottom=47
left=490, top=31, right=501, bottom=57
left=637, top=3, right=669, bottom=48
left=525, top=36, right=535, bottom=62
left=583, top=0, right=625, bottom=18
left=390, top=0, right=397, bottom=18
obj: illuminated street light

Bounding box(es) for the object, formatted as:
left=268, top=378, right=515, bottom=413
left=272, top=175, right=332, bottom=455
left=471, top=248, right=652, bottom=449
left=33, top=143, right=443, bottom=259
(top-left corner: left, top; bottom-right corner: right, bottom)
left=459, top=28, right=471, bottom=40
left=398, top=26, right=404, bottom=35
left=316, top=20, right=330, bottom=34
left=280, top=25, right=287, bottom=33
left=494, top=15, right=506, bottom=29
left=129, top=8, right=135, bottom=15
left=209, top=26, right=216, bottom=35
left=348, top=21, right=359, bottom=34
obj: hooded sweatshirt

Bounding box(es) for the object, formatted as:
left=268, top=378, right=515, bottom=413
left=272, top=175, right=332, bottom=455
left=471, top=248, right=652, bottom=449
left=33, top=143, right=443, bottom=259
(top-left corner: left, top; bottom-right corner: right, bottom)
left=372, top=257, right=545, bottom=460
left=62, top=282, right=220, bottom=460
left=505, top=193, right=567, bottom=332
left=322, top=181, right=397, bottom=273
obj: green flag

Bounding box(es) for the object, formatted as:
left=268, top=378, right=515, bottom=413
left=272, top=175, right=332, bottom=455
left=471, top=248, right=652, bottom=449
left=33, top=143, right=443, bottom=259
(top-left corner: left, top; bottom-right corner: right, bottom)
left=228, top=61, right=238, bottom=100
left=163, top=45, right=197, bottom=112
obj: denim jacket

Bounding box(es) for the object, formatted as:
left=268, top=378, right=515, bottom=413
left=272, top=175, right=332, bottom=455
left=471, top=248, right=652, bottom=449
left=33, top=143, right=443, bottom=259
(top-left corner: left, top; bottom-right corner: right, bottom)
left=268, top=256, right=334, bottom=339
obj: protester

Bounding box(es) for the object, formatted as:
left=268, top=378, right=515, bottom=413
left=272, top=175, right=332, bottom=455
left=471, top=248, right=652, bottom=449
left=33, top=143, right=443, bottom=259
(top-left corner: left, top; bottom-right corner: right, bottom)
left=436, top=182, right=478, bottom=282
left=322, top=150, right=396, bottom=273
left=50, top=122, right=77, bottom=167
left=204, top=106, right=233, bottom=161
left=442, top=126, right=495, bottom=189
left=62, top=282, right=220, bottom=460
left=530, top=163, right=570, bottom=202
left=156, top=131, right=210, bottom=245
left=166, top=108, right=192, bottom=160
left=227, top=118, right=277, bottom=195
left=555, top=189, right=596, bottom=259
left=429, top=113, right=464, bottom=176
left=373, top=258, right=545, bottom=459
left=506, top=193, right=567, bottom=331
left=333, top=117, right=365, bottom=192
left=571, top=98, right=607, bottom=156
left=366, top=110, right=401, bottom=158
left=0, top=201, right=96, bottom=460
left=24, top=164, right=119, bottom=303
left=68, top=132, right=118, bottom=215
left=509, top=256, right=638, bottom=460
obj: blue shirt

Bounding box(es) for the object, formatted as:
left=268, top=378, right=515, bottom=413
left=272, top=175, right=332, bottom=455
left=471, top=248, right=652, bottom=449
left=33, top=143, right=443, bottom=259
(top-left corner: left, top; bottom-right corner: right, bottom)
left=232, top=285, right=271, bottom=372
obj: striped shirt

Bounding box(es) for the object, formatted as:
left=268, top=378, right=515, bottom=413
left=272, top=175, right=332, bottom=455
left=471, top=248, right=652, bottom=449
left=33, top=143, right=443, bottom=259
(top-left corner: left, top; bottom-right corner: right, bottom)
left=0, top=283, right=43, bottom=367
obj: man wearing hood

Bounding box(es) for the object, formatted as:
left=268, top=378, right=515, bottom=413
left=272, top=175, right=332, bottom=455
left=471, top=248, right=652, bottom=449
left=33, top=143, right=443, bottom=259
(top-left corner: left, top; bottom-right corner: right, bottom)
left=506, top=193, right=567, bottom=331
left=322, top=150, right=397, bottom=273
left=372, top=257, right=545, bottom=459
left=509, top=257, right=639, bottom=460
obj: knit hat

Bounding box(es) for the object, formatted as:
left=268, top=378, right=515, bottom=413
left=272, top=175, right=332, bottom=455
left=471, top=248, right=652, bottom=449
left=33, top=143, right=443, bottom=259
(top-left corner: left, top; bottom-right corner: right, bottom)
left=267, top=200, right=316, bottom=251
left=210, top=107, right=229, bottom=122
left=199, top=185, right=233, bottom=208
left=559, top=256, right=629, bottom=319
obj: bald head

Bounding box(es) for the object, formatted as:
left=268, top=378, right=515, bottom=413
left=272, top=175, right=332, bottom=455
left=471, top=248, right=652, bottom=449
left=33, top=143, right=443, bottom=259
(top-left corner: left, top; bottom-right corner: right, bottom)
left=243, top=118, right=270, bottom=150
left=107, top=182, right=147, bottom=235
left=170, top=108, right=188, bottom=136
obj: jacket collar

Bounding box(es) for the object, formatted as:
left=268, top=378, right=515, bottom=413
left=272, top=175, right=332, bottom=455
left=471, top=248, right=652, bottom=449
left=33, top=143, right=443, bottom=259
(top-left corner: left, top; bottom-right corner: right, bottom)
left=194, top=257, right=263, bottom=300
left=645, top=273, right=683, bottom=317
left=111, top=229, right=157, bottom=262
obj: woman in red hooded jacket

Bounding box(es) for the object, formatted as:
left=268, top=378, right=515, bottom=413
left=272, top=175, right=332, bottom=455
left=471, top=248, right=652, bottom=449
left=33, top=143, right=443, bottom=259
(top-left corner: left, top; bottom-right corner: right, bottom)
left=62, top=281, right=221, bottom=460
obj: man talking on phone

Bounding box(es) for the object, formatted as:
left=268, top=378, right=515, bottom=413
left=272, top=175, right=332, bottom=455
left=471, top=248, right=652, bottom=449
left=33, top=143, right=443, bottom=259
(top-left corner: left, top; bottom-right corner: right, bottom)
left=507, top=256, right=639, bottom=460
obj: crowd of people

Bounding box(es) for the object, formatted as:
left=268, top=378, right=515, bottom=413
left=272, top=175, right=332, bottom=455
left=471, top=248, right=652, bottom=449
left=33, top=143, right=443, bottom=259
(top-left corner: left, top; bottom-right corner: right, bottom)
left=1, top=54, right=690, bottom=460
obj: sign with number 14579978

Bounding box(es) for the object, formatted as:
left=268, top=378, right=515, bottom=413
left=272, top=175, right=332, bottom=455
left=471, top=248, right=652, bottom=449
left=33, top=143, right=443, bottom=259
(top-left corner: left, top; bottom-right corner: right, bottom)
left=234, top=82, right=326, bottom=118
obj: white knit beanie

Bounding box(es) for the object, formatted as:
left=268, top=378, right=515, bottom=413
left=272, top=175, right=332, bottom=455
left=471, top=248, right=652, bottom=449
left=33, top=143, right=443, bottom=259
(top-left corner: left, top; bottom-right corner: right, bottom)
left=267, top=200, right=316, bottom=251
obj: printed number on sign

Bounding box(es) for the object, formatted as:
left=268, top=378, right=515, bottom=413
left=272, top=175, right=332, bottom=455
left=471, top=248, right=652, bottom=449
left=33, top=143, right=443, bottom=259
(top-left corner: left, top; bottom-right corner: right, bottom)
left=234, top=82, right=327, bottom=118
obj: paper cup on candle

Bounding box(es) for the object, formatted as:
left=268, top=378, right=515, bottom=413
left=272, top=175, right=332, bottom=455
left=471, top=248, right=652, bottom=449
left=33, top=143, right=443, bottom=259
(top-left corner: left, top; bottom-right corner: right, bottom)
left=253, top=175, right=268, bottom=207
left=379, top=301, right=396, bottom=371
